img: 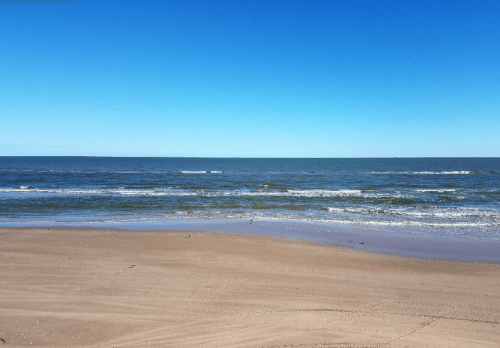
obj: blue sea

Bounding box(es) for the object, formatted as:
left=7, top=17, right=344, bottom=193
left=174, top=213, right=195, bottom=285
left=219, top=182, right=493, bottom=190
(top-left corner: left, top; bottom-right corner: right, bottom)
left=1, top=157, right=499, bottom=238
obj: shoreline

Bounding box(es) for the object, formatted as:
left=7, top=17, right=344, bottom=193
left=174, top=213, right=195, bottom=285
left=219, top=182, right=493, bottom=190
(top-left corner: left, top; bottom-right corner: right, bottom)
left=2, top=218, right=499, bottom=262
left=1, top=227, right=499, bottom=347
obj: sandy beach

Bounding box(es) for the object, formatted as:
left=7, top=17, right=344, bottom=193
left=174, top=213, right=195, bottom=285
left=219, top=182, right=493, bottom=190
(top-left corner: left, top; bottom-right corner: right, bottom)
left=1, top=228, right=499, bottom=347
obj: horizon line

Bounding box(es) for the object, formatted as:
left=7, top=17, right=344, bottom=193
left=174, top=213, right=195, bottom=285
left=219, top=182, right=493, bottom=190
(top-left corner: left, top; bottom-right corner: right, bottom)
left=1, top=156, right=498, bottom=159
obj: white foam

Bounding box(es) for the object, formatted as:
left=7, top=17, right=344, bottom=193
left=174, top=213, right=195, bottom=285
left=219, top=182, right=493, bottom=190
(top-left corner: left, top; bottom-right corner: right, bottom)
left=326, top=206, right=500, bottom=221
left=327, top=207, right=373, bottom=214
left=370, top=171, right=472, bottom=175
left=0, top=187, right=198, bottom=197
left=286, top=189, right=363, bottom=197
left=414, top=189, right=458, bottom=193
left=235, top=189, right=365, bottom=197
left=424, top=171, right=471, bottom=175
left=0, top=187, right=411, bottom=199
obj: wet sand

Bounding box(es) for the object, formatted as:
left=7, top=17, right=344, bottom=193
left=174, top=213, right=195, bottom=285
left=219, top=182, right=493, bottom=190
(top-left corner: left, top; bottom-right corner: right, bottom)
left=1, top=227, right=499, bottom=347
left=23, top=218, right=500, bottom=262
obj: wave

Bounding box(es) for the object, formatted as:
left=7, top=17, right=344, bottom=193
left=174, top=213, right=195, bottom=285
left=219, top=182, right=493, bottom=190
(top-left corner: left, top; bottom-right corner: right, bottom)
left=0, top=169, right=225, bottom=175
left=0, top=187, right=198, bottom=196
left=370, top=171, right=473, bottom=175
left=413, top=189, right=459, bottom=193
left=317, top=218, right=496, bottom=229
left=156, top=212, right=500, bottom=231
left=179, top=170, right=223, bottom=174
left=1, top=187, right=360, bottom=196
left=2, top=209, right=497, bottom=231
left=239, top=189, right=364, bottom=197
left=0, top=187, right=474, bottom=200
left=327, top=206, right=499, bottom=218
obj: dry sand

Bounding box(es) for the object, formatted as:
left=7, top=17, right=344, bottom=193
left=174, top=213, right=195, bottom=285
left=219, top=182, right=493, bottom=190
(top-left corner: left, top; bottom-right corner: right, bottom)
left=0, top=228, right=499, bottom=347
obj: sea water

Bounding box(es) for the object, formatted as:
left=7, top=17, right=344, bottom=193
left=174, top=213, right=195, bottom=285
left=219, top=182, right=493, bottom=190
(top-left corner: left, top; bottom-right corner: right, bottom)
left=1, top=157, right=499, bottom=252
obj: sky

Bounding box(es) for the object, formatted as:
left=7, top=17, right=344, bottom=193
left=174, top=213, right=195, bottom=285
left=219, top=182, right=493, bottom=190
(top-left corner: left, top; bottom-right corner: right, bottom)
left=1, top=0, right=499, bottom=157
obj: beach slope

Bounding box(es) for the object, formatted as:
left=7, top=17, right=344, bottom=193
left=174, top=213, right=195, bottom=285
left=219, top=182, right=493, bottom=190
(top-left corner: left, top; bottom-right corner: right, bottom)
left=1, top=228, right=499, bottom=347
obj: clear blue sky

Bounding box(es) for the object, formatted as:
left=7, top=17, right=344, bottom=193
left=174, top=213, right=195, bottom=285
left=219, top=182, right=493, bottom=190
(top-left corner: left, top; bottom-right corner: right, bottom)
left=1, top=0, right=499, bottom=157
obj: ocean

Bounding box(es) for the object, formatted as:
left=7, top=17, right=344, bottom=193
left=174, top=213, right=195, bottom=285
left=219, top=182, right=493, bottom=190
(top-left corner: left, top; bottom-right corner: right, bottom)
left=1, top=157, right=499, bottom=238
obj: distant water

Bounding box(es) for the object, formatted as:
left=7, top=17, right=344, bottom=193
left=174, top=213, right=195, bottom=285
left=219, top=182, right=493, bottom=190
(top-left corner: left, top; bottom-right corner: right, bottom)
left=1, top=157, right=499, bottom=240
